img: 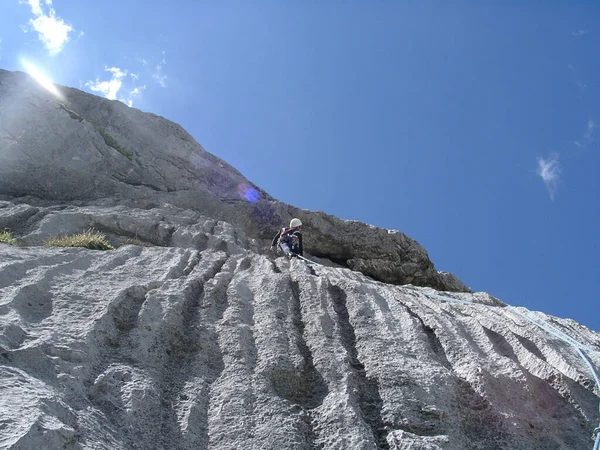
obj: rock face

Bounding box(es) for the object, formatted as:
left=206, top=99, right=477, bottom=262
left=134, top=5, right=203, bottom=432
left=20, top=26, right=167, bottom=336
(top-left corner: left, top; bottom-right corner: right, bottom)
left=1, top=232, right=599, bottom=449
left=0, top=69, right=465, bottom=291
left=0, top=70, right=599, bottom=449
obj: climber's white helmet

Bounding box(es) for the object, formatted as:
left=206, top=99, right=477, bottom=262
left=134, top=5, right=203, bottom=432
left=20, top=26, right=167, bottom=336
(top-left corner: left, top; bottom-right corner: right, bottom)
left=290, top=218, right=302, bottom=228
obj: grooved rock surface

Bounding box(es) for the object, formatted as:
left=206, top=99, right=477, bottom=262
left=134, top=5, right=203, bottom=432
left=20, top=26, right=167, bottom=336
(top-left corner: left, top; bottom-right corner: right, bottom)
left=0, top=238, right=599, bottom=449
left=1, top=69, right=599, bottom=449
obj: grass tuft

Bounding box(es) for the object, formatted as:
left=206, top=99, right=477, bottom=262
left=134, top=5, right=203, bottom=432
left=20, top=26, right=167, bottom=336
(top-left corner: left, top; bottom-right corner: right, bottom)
left=87, top=118, right=134, bottom=160
left=123, top=237, right=149, bottom=247
left=97, top=127, right=134, bottom=160
left=0, top=230, right=19, bottom=246
left=45, top=229, right=114, bottom=250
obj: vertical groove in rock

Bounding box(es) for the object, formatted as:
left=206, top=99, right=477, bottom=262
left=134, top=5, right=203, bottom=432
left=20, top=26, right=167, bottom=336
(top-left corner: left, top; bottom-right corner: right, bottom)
left=289, top=280, right=328, bottom=410
left=179, top=255, right=236, bottom=449
left=513, top=333, right=547, bottom=362
left=453, top=377, right=509, bottom=448
left=274, top=279, right=326, bottom=449
left=207, top=260, right=258, bottom=449
left=87, top=282, right=156, bottom=369
left=85, top=284, right=158, bottom=448
left=328, top=284, right=389, bottom=449
left=157, top=253, right=230, bottom=449
left=482, top=327, right=519, bottom=363
left=82, top=250, right=231, bottom=449
left=403, top=303, right=452, bottom=370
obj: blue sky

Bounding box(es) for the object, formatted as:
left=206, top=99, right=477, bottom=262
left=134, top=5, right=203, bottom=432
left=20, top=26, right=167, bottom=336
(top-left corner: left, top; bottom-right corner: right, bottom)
left=1, top=1, right=598, bottom=331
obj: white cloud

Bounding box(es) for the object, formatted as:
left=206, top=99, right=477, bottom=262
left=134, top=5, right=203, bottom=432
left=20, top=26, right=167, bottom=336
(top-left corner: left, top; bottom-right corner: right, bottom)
left=574, top=119, right=597, bottom=149
left=572, top=29, right=588, bottom=37
left=130, top=73, right=139, bottom=81
left=585, top=119, right=595, bottom=140
left=120, top=85, right=146, bottom=107
left=86, top=67, right=127, bottom=100
left=130, top=86, right=145, bottom=96
left=30, top=15, right=72, bottom=55
left=20, top=0, right=74, bottom=55
left=153, top=73, right=168, bottom=88
left=86, top=67, right=147, bottom=107
left=152, top=51, right=168, bottom=88
left=536, top=153, right=561, bottom=201
left=25, top=0, right=43, bottom=16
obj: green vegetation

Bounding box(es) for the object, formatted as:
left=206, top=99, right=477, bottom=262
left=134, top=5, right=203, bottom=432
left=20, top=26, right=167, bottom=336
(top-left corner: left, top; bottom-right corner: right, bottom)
left=45, top=229, right=114, bottom=250
left=58, top=103, right=83, bottom=122
left=123, top=237, right=149, bottom=247
left=97, top=127, right=134, bottom=160
left=87, top=118, right=134, bottom=160
left=0, top=230, right=18, bottom=246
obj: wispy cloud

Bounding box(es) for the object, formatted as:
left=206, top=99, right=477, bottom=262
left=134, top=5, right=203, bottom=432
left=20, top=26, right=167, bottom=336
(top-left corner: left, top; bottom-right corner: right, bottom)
left=20, top=0, right=75, bottom=55
left=567, top=63, right=587, bottom=95
left=536, top=153, right=561, bottom=201
left=574, top=119, right=597, bottom=149
left=152, top=51, right=168, bottom=88
left=572, top=29, right=588, bottom=37
left=576, top=80, right=587, bottom=91
left=86, top=67, right=127, bottom=100
left=123, top=85, right=146, bottom=107
left=85, top=67, right=146, bottom=107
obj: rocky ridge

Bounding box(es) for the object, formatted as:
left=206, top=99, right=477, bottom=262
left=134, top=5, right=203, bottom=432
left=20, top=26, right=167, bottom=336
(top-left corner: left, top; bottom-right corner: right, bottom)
left=0, top=68, right=465, bottom=291
left=0, top=69, right=599, bottom=449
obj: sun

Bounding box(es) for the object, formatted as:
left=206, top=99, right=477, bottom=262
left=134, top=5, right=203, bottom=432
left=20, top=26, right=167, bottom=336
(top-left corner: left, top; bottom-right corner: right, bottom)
left=20, top=59, right=63, bottom=99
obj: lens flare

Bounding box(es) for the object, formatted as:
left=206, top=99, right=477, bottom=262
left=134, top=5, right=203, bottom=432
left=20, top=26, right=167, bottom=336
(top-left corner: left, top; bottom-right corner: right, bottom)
left=237, top=183, right=260, bottom=203
left=21, top=59, right=62, bottom=98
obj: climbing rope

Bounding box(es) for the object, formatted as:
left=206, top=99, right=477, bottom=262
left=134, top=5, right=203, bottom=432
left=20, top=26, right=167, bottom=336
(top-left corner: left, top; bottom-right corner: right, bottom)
left=425, top=292, right=479, bottom=306
left=425, top=291, right=600, bottom=448
left=291, top=252, right=323, bottom=266
left=576, top=348, right=600, bottom=450
left=510, top=308, right=600, bottom=358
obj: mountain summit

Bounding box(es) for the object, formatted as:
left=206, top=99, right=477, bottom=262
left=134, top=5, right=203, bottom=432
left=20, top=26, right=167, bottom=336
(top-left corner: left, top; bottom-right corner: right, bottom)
left=1, top=69, right=599, bottom=449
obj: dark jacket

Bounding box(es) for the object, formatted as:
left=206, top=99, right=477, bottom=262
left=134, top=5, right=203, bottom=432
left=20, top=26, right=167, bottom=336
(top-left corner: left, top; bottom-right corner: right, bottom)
left=272, top=227, right=303, bottom=256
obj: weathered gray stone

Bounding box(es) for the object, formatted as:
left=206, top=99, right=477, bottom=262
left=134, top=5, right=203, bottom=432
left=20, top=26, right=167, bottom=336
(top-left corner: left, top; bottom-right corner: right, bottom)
left=0, top=69, right=598, bottom=449
left=0, top=69, right=466, bottom=291
left=0, top=242, right=598, bottom=449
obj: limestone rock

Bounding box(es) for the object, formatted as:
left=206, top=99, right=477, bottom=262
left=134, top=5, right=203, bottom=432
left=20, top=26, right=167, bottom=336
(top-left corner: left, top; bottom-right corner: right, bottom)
left=0, top=69, right=598, bottom=449
left=0, top=240, right=598, bottom=449
left=0, top=69, right=465, bottom=291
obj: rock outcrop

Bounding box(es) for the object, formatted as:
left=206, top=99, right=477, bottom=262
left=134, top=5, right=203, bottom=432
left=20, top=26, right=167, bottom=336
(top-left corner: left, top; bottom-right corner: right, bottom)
left=0, top=69, right=599, bottom=449
left=0, top=69, right=465, bottom=291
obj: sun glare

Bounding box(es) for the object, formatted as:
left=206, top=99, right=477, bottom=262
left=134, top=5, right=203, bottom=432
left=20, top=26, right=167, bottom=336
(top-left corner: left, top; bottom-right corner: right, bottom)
left=21, top=60, right=62, bottom=98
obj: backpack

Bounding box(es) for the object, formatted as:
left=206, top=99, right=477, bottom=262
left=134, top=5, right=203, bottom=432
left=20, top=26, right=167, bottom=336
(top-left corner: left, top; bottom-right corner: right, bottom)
left=277, top=227, right=301, bottom=254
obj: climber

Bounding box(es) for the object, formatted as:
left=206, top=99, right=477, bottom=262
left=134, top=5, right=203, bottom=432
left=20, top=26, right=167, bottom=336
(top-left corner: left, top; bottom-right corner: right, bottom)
left=271, top=218, right=303, bottom=259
